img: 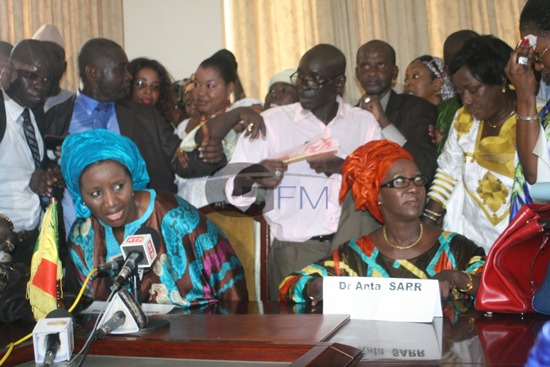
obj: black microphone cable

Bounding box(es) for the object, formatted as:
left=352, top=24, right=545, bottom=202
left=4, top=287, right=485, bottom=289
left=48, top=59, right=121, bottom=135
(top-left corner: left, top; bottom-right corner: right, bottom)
left=69, top=287, right=117, bottom=367
left=0, top=267, right=97, bottom=366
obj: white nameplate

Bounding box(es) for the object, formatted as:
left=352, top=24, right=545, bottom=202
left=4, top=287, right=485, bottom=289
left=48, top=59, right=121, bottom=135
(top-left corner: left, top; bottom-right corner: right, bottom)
left=323, top=276, right=442, bottom=322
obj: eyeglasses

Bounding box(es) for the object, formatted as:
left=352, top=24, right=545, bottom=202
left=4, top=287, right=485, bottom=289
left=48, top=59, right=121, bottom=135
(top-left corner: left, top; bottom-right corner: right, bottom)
left=533, top=44, right=550, bottom=65
left=380, top=175, right=428, bottom=189
left=289, top=71, right=341, bottom=90
left=134, top=80, right=161, bottom=91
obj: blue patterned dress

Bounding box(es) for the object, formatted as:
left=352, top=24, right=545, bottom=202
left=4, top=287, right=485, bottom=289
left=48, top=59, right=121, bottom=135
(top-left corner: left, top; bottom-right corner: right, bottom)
left=69, top=189, right=248, bottom=307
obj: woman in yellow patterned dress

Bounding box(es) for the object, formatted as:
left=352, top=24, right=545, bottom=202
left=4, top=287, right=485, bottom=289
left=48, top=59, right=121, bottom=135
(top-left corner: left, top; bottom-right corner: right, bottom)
left=423, top=35, right=549, bottom=253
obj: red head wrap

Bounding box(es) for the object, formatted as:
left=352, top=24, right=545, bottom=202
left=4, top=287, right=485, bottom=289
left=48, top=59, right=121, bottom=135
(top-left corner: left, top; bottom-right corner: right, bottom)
left=339, top=140, right=413, bottom=223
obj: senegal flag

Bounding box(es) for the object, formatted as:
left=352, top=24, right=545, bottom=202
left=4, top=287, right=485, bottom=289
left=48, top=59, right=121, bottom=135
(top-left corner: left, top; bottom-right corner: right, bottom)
left=26, top=199, right=63, bottom=320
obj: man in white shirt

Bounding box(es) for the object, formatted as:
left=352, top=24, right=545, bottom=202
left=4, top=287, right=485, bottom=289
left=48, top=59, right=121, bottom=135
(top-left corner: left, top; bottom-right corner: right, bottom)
left=224, top=44, right=382, bottom=300
left=0, top=40, right=63, bottom=265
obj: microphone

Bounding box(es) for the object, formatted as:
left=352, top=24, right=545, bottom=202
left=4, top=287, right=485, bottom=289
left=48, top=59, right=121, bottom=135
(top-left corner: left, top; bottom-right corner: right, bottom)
left=120, top=227, right=160, bottom=268
left=112, top=252, right=143, bottom=290
left=32, top=309, right=74, bottom=365
left=42, top=333, right=60, bottom=367
left=97, top=257, right=125, bottom=272
left=112, top=227, right=160, bottom=291
left=93, top=310, right=126, bottom=339
left=94, top=289, right=148, bottom=335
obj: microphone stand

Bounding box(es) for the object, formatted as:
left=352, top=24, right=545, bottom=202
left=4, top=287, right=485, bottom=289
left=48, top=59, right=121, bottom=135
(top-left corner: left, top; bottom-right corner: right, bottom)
left=131, top=272, right=142, bottom=305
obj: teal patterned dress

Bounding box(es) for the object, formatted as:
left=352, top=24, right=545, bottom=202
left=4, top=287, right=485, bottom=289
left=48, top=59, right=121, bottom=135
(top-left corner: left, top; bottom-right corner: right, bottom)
left=68, top=190, right=248, bottom=307
left=280, top=231, right=485, bottom=303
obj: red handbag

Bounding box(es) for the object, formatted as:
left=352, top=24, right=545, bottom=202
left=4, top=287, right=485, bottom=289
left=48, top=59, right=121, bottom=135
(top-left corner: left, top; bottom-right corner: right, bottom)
left=475, top=203, right=550, bottom=313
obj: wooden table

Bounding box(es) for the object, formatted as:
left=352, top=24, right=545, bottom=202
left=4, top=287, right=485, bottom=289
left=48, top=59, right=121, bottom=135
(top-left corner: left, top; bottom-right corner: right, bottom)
left=3, top=301, right=550, bottom=366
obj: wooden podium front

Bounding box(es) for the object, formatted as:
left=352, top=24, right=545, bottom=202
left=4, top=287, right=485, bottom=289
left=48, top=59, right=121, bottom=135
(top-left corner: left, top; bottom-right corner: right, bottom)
left=8, top=313, right=361, bottom=366
left=86, top=314, right=354, bottom=362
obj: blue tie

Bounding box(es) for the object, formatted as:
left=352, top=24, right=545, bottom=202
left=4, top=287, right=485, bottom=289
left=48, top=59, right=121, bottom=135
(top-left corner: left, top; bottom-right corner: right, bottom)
left=94, top=102, right=114, bottom=129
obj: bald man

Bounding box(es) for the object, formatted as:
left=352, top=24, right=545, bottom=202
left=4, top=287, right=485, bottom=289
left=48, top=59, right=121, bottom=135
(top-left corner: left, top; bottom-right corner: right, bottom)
left=225, top=44, right=382, bottom=299
left=0, top=40, right=63, bottom=264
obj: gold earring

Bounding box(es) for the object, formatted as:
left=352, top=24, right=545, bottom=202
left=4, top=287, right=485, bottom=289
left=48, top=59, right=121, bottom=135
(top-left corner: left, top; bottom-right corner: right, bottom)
left=502, top=86, right=506, bottom=93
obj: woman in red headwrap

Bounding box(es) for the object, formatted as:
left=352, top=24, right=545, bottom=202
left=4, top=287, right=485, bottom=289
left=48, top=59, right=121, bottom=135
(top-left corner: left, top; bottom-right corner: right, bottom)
left=279, top=140, right=485, bottom=304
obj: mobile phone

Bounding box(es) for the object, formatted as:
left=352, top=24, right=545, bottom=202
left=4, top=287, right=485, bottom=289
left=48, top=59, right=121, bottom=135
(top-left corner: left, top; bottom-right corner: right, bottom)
left=44, top=135, right=65, bottom=150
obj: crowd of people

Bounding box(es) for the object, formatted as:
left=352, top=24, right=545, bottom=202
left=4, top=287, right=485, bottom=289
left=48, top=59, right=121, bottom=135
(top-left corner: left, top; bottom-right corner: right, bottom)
left=0, top=0, right=550, bottom=322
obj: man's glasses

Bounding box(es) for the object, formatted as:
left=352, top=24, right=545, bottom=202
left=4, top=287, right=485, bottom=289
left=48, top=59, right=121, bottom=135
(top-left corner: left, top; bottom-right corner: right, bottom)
left=533, top=44, right=550, bottom=65
left=380, top=175, right=428, bottom=189
left=290, top=71, right=341, bottom=90
left=134, top=80, right=161, bottom=91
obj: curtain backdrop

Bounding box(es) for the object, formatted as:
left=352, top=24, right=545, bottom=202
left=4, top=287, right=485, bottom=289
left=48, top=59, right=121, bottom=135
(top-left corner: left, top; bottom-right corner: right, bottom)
left=225, top=0, right=528, bottom=104
left=0, top=0, right=124, bottom=92
left=0, top=1, right=528, bottom=102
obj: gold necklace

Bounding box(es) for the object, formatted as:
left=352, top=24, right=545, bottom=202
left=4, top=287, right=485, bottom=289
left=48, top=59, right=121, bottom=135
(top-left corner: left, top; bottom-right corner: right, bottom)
left=485, top=110, right=516, bottom=129
left=383, top=223, right=423, bottom=250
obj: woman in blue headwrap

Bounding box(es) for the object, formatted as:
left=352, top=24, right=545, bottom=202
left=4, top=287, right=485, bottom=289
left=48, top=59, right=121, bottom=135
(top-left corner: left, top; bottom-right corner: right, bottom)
left=61, top=129, right=248, bottom=307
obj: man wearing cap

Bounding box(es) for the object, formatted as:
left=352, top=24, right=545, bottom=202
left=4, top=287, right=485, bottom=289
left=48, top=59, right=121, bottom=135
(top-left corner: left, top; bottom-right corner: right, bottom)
left=224, top=44, right=381, bottom=300
left=32, top=24, right=74, bottom=112
left=264, top=68, right=298, bottom=109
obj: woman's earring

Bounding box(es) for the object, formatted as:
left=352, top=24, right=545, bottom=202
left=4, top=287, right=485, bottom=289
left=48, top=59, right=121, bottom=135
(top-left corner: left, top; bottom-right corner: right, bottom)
left=377, top=201, right=382, bottom=205
left=502, top=86, right=506, bottom=93
left=132, top=191, right=135, bottom=197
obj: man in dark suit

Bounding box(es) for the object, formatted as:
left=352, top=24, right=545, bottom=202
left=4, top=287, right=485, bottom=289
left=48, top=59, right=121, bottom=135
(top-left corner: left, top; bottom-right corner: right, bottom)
left=0, top=40, right=63, bottom=265
left=355, top=40, right=438, bottom=182
left=331, top=40, right=439, bottom=247
left=45, top=38, right=223, bottom=233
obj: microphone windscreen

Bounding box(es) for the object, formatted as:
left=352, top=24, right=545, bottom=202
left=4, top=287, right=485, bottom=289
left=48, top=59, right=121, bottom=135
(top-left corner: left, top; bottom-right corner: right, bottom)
left=33, top=308, right=74, bottom=363
left=135, top=227, right=161, bottom=250
left=45, top=308, right=73, bottom=321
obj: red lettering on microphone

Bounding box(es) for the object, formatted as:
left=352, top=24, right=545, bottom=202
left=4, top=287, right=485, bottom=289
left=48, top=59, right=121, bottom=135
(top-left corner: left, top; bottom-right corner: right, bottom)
left=127, top=236, right=144, bottom=243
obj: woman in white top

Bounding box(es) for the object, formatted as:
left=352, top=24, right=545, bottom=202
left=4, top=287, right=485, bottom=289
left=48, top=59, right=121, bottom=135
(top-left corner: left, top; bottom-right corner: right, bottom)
left=175, top=50, right=263, bottom=208
left=423, top=36, right=549, bottom=253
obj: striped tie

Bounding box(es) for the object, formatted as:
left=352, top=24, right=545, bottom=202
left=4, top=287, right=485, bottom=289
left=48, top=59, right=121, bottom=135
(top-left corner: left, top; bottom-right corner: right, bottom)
left=21, top=108, right=41, bottom=168
left=22, top=108, right=51, bottom=210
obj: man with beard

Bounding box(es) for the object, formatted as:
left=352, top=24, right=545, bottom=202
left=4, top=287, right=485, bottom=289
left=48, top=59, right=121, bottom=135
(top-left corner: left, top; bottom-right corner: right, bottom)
left=225, top=44, right=381, bottom=300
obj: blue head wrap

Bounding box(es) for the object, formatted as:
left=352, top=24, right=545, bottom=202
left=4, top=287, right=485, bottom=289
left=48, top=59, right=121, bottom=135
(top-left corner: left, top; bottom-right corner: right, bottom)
left=61, top=129, right=150, bottom=218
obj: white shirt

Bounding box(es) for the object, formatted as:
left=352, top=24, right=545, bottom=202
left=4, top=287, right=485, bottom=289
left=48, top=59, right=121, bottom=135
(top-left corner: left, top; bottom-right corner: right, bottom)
left=174, top=98, right=262, bottom=208
left=224, top=97, right=382, bottom=242
left=0, top=91, right=44, bottom=231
